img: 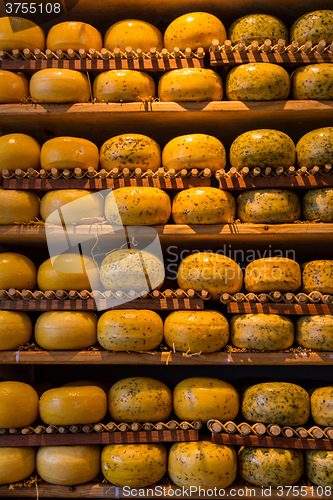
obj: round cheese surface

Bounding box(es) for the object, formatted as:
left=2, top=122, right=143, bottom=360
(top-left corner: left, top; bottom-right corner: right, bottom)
left=303, top=188, right=333, bottom=222
left=93, top=70, right=155, bottom=102
left=0, top=188, right=40, bottom=224
left=0, top=70, right=28, bottom=103
left=0, top=133, right=40, bottom=176
left=0, top=447, right=36, bottom=486
left=292, top=64, right=333, bottom=100
left=306, top=450, right=333, bottom=487
left=245, top=257, right=301, bottom=293
left=290, top=10, right=333, bottom=45
left=0, top=16, right=45, bottom=51
left=0, top=252, right=37, bottom=290
left=0, top=381, right=39, bottom=428
left=46, top=22, right=102, bottom=52
left=158, top=68, right=223, bottom=102
left=40, top=137, right=99, bottom=171
left=30, top=69, right=90, bottom=103
left=310, top=386, right=333, bottom=426
left=229, top=14, right=288, bottom=45
left=296, top=315, right=333, bottom=351
left=302, top=260, right=333, bottom=294
left=296, top=127, right=333, bottom=168
left=105, top=20, right=163, bottom=52
left=0, top=311, right=32, bottom=350
left=237, top=189, right=301, bottom=223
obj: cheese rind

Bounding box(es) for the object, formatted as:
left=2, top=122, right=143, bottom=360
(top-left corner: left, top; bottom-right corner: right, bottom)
left=305, top=450, right=333, bottom=487
left=296, top=315, right=333, bottom=351
left=30, top=69, right=90, bottom=103
left=105, top=20, right=163, bottom=52
left=158, top=68, right=223, bottom=102
left=93, top=70, right=155, bottom=102
left=302, top=260, right=333, bottom=294
left=303, top=188, right=333, bottom=222
left=0, top=447, right=36, bottom=486
left=245, top=257, right=301, bottom=293
left=237, top=189, right=301, bottom=223
left=292, top=64, right=333, bottom=100
left=296, top=127, right=333, bottom=168
left=310, top=387, right=333, bottom=426
left=290, top=10, right=333, bottom=45
left=46, top=22, right=103, bottom=52
left=229, top=14, right=288, bottom=45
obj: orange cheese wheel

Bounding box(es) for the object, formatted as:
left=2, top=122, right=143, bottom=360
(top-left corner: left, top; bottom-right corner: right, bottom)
left=0, top=252, right=37, bottom=290
left=0, top=381, right=39, bottom=428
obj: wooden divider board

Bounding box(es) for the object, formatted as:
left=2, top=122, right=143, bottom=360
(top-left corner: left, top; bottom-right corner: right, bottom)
left=227, top=303, right=333, bottom=315
left=211, top=51, right=333, bottom=66
left=212, top=433, right=333, bottom=450
left=218, top=174, right=333, bottom=190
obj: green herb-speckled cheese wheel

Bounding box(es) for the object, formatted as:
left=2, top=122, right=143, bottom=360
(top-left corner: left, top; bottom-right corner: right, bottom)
left=245, top=257, right=301, bottom=293
left=239, top=447, right=304, bottom=487
left=93, top=70, right=155, bottom=102
left=158, top=68, right=223, bottom=102
left=302, top=260, right=333, bottom=294
left=228, top=14, right=288, bottom=45
left=290, top=10, right=333, bottom=45
left=296, top=127, right=333, bottom=168
left=303, top=188, right=333, bottom=222
left=237, top=189, right=301, bottom=223
left=172, top=187, right=235, bottom=224
left=306, top=450, right=333, bottom=487
left=296, top=315, right=333, bottom=351
left=164, top=310, right=229, bottom=353
left=310, top=387, right=333, bottom=426
left=230, top=129, right=296, bottom=171
left=291, top=64, right=333, bottom=100
left=226, top=63, right=290, bottom=101
left=230, top=314, right=294, bottom=351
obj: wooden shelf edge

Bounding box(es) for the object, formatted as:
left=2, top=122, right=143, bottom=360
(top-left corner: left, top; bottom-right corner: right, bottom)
left=212, top=433, right=333, bottom=450
left=218, top=173, right=333, bottom=190
left=227, top=302, right=333, bottom=315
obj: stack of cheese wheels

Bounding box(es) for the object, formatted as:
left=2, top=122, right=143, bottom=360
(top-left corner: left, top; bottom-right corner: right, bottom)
left=292, top=64, right=333, bottom=100
left=296, top=127, right=333, bottom=168
left=296, top=315, right=333, bottom=351
left=0, top=16, right=45, bottom=51
left=0, top=70, right=29, bottom=103
left=228, top=14, right=287, bottom=44
left=303, top=188, right=333, bottom=222
left=104, top=20, right=163, bottom=52
left=0, top=311, right=32, bottom=350
left=158, top=68, right=223, bottom=102
left=0, top=381, right=39, bottom=428
left=40, top=190, right=104, bottom=225
left=0, top=447, right=36, bottom=486
left=244, top=257, right=301, bottom=293
left=46, top=22, right=103, bottom=52
left=310, top=386, right=333, bottom=427
left=0, top=188, right=40, bottom=224
left=305, top=450, right=333, bottom=487
left=237, top=189, right=301, bottom=223
left=30, top=69, right=91, bottom=103
left=302, top=260, right=333, bottom=294
left=0, top=252, right=37, bottom=290
left=93, top=70, right=155, bottom=102
left=0, top=133, right=40, bottom=177
left=290, top=10, right=333, bottom=45
left=40, top=137, right=99, bottom=171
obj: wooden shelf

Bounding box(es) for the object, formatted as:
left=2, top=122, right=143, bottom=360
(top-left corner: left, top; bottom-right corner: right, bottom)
left=218, top=173, right=333, bottom=190
left=227, top=302, right=333, bottom=315
left=212, top=433, right=333, bottom=450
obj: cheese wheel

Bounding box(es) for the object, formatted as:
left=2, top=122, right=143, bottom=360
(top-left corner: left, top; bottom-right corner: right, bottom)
left=177, top=252, right=243, bottom=300
left=290, top=10, right=333, bottom=45
left=169, top=441, right=237, bottom=489
left=40, top=190, right=104, bottom=225
left=245, top=257, right=301, bottom=293
left=302, top=260, right=333, bottom=294
left=100, top=134, right=161, bottom=172
left=237, top=189, right=301, bottom=223
left=230, top=314, right=294, bottom=351
left=37, top=254, right=100, bottom=292
left=0, top=70, right=28, bottom=103
left=0, top=252, right=37, bottom=290
left=173, top=377, right=239, bottom=423
left=0, top=381, right=39, bottom=428
left=30, top=69, right=90, bottom=103
left=164, top=12, right=226, bottom=52
left=35, top=311, right=97, bottom=350
left=105, top=20, right=163, bottom=52
left=39, top=385, right=107, bottom=425
left=310, top=387, right=333, bottom=426
left=292, top=64, right=333, bottom=100
left=0, top=133, right=40, bottom=176
left=164, top=310, right=229, bottom=353
left=172, top=187, right=235, bottom=224
left=97, top=309, right=163, bottom=351
left=242, top=382, right=310, bottom=426
left=226, top=63, right=290, bottom=101
left=0, top=447, right=36, bottom=486
left=303, top=188, right=333, bottom=222
left=306, top=450, right=333, bottom=487
left=109, top=377, right=172, bottom=423
left=228, top=14, right=288, bottom=45
left=162, top=134, right=226, bottom=173
left=105, top=186, right=171, bottom=225
left=230, top=129, right=296, bottom=171
left=102, top=443, right=167, bottom=487
left=40, top=137, right=99, bottom=171
left=239, top=447, right=304, bottom=487
left=93, top=70, right=155, bottom=102
left=296, top=127, right=333, bottom=168
left=0, top=311, right=32, bottom=350
left=0, top=187, right=40, bottom=224
left=0, top=16, right=45, bottom=51
left=159, top=68, right=223, bottom=102
left=37, top=445, right=100, bottom=485
left=296, top=315, right=333, bottom=351
left=46, top=22, right=102, bottom=52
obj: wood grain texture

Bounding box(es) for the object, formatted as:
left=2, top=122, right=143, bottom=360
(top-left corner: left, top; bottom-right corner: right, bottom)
left=212, top=433, right=333, bottom=450
left=227, top=303, right=333, bottom=315
left=219, top=174, right=333, bottom=190
left=211, top=51, right=333, bottom=67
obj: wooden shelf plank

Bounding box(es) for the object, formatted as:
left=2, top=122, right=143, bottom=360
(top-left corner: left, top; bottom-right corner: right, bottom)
left=212, top=433, right=333, bottom=450
left=218, top=173, right=333, bottom=190
left=211, top=51, right=333, bottom=67
left=227, top=303, right=333, bottom=315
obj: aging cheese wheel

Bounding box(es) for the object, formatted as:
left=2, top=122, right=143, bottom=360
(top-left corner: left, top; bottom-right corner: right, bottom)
left=0, top=16, right=45, bottom=51
left=0, top=252, right=37, bottom=290
left=297, top=127, right=333, bottom=168
left=237, top=189, right=301, bottom=223
left=310, top=387, right=333, bottom=426
left=239, top=447, right=304, bottom=487
left=306, top=450, right=333, bottom=487
left=46, top=22, right=102, bottom=52
left=226, top=63, right=290, bottom=101
left=30, top=69, right=90, bottom=103
left=230, top=314, right=294, bottom=351
left=0, top=447, right=36, bottom=486
left=302, top=260, right=333, bottom=294
left=0, top=188, right=40, bottom=224
left=244, top=257, right=301, bottom=293
left=290, top=10, right=333, bottom=45
left=0, top=381, right=39, bottom=428
left=93, top=70, right=155, bottom=102
left=102, top=443, right=167, bottom=487
left=40, top=137, right=99, bottom=171
left=0, top=70, right=28, bottom=103
left=303, top=188, right=333, bottom=222
left=0, top=311, right=32, bottom=350
left=173, top=377, right=239, bottom=423
left=242, top=382, right=310, bottom=426
left=158, top=68, right=223, bottom=102
left=228, top=14, right=288, bottom=45
left=292, top=64, right=333, bottom=100
left=105, top=20, right=163, bottom=52
left=0, top=133, right=40, bottom=176
left=296, top=315, right=333, bottom=351
left=169, top=441, right=237, bottom=489
left=108, top=377, right=172, bottom=423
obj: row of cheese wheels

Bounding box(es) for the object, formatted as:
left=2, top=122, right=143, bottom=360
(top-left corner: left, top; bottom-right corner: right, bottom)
left=1, top=443, right=332, bottom=488
left=0, top=379, right=331, bottom=428
left=2, top=310, right=333, bottom=353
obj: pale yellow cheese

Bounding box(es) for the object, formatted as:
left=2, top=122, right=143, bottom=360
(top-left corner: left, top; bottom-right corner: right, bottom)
left=296, top=315, right=333, bottom=351
left=303, top=188, right=333, bottom=222
left=310, top=386, right=333, bottom=426
left=302, top=260, right=333, bottom=294
left=305, top=450, right=333, bottom=487
left=0, top=447, right=36, bottom=486
left=237, top=189, right=301, bottom=223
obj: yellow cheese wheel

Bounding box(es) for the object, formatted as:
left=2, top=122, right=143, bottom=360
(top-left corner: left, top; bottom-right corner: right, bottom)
left=239, top=447, right=304, bottom=487
left=0, top=447, right=36, bottom=486
left=164, top=12, right=227, bottom=51
left=169, top=441, right=237, bottom=489
left=46, top=22, right=102, bottom=52
left=0, top=311, right=32, bottom=350
left=172, top=187, right=235, bottom=224
left=108, top=377, right=172, bottom=423
left=290, top=10, right=333, bottom=45
left=292, top=64, right=333, bottom=100
left=102, top=443, right=167, bottom=487
left=306, top=450, right=333, bottom=487
left=35, top=311, right=97, bottom=350
left=30, top=69, right=90, bottom=103
left=0, top=16, right=45, bottom=51
left=0, top=70, right=28, bottom=103
left=105, top=186, right=171, bottom=225
left=39, top=385, right=107, bottom=425
left=40, top=136, right=99, bottom=171
left=296, top=127, right=333, bottom=168
left=158, top=68, right=223, bottom=102
left=244, top=257, right=301, bottom=293
left=93, top=70, right=155, bottom=102
left=162, top=134, right=226, bottom=173
left=105, top=20, right=163, bottom=52
left=0, top=187, right=40, bottom=224
left=237, top=189, right=301, bottom=223
left=0, top=381, right=39, bottom=428
left=303, top=188, right=333, bottom=222
left=37, top=445, right=100, bottom=485
left=310, top=387, right=333, bottom=426
left=97, top=309, right=163, bottom=351
left=177, top=252, right=243, bottom=300
left=0, top=252, right=37, bottom=290
left=164, top=310, right=229, bottom=353
left=296, top=315, right=333, bottom=351
left=228, top=14, right=288, bottom=45
left=0, top=133, right=40, bottom=176
left=230, top=314, right=294, bottom=351
left=173, top=377, right=239, bottom=423
left=37, top=253, right=100, bottom=292
left=302, top=260, right=333, bottom=294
